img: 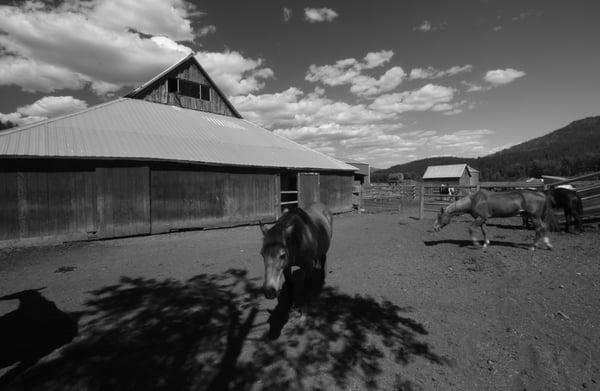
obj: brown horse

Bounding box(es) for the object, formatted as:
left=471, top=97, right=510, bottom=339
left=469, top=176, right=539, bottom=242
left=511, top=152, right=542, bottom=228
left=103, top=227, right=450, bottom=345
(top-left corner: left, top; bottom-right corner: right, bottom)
left=260, top=202, right=332, bottom=313
left=433, top=189, right=556, bottom=250
left=549, top=186, right=584, bottom=233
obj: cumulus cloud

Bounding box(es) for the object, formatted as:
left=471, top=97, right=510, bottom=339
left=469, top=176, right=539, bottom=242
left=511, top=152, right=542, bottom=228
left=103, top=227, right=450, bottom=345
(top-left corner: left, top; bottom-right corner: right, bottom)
left=409, top=65, right=472, bottom=80
left=283, top=7, right=292, bottom=22
left=0, top=1, right=215, bottom=95
left=230, top=82, right=472, bottom=166
left=306, top=50, right=405, bottom=96
left=413, top=20, right=446, bottom=32
left=484, top=68, right=526, bottom=86
left=369, top=84, right=456, bottom=114
left=198, top=25, right=216, bottom=37
left=304, top=8, right=338, bottom=23
left=230, top=87, right=396, bottom=129
left=0, top=95, right=88, bottom=127
left=195, top=51, right=274, bottom=96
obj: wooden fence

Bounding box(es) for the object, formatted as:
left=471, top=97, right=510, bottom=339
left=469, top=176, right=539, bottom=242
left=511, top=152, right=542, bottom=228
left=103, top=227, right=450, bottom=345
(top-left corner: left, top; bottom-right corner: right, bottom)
left=359, top=183, right=417, bottom=212
left=418, top=171, right=600, bottom=221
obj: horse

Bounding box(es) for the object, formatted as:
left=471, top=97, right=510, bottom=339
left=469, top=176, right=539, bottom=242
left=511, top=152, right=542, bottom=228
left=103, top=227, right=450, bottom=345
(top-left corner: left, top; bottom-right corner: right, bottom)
left=259, top=202, right=333, bottom=314
left=433, top=189, right=556, bottom=250
left=549, top=186, right=583, bottom=233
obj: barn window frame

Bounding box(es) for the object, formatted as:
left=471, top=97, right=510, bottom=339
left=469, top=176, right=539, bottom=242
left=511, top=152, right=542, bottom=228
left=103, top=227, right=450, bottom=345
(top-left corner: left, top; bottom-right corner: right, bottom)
left=167, top=78, right=209, bottom=101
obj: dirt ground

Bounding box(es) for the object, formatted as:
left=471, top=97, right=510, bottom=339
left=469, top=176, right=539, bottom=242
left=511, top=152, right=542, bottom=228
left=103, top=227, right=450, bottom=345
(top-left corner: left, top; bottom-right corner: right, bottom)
left=0, top=207, right=599, bottom=391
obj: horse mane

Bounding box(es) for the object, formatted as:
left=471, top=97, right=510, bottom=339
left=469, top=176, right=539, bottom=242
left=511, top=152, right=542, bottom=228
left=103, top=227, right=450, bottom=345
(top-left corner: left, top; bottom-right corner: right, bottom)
left=262, top=208, right=312, bottom=248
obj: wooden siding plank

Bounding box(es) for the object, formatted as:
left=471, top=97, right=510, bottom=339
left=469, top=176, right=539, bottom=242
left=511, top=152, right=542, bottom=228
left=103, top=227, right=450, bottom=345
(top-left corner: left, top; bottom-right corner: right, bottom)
left=151, top=169, right=277, bottom=231
left=0, top=172, right=18, bottom=240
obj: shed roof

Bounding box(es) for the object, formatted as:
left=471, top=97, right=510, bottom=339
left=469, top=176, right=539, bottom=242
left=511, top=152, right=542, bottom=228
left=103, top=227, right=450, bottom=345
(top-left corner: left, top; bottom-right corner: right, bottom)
left=423, top=164, right=470, bottom=179
left=0, top=98, right=355, bottom=171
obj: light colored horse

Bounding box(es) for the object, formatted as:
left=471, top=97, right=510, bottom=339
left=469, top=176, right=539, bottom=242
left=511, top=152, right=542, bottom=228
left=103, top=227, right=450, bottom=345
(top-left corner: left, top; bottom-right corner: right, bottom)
left=433, top=189, right=556, bottom=250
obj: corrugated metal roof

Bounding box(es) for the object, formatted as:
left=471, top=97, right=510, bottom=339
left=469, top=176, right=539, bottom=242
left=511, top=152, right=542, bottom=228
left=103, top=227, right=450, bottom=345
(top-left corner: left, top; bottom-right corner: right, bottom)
left=0, top=98, right=355, bottom=171
left=423, top=164, right=469, bottom=179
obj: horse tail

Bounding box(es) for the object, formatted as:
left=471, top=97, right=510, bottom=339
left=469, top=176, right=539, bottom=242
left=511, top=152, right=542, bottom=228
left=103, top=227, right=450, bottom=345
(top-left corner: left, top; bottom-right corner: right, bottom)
left=543, top=192, right=560, bottom=232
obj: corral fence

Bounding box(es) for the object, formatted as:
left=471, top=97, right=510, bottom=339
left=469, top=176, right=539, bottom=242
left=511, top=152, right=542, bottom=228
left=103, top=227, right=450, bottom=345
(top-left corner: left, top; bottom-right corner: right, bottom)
left=418, top=171, right=600, bottom=223
left=358, top=183, right=418, bottom=212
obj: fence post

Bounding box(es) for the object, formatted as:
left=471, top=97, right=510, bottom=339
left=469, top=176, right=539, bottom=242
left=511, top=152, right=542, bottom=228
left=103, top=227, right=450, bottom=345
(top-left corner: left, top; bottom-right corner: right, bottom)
left=419, top=182, right=425, bottom=219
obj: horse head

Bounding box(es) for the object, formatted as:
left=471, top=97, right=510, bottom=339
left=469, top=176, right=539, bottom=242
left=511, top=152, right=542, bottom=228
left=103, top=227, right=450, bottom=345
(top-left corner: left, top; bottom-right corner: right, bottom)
left=260, top=223, right=294, bottom=300
left=433, top=207, right=451, bottom=232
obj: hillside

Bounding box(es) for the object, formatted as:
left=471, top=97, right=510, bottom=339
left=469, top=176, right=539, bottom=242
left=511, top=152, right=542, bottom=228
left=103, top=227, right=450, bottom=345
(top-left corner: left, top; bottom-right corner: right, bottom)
left=373, top=116, right=600, bottom=182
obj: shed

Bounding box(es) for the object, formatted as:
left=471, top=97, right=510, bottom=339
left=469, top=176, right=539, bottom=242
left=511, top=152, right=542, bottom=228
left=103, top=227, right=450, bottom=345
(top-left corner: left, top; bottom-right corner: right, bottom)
left=422, top=164, right=479, bottom=187
left=340, top=158, right=370, bottom=186
left=0, top=54, right=356, bottom=246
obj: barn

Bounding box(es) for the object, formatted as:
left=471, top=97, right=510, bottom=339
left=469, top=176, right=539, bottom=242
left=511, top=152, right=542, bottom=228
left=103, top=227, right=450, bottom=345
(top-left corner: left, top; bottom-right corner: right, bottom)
left=0, top=54, right=356, bottom=247
left=422, top=164, right=479, bottom=187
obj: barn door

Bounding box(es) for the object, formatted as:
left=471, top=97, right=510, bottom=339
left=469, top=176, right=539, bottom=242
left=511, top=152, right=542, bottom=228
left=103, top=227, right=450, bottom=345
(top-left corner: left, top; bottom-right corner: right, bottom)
left=96, top=167, right=150, bottom=238
left=298, top=172, right=320, bottom=208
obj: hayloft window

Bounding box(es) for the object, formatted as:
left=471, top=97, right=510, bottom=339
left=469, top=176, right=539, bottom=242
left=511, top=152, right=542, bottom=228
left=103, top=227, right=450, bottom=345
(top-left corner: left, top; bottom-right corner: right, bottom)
left=179, top=79, right=200, bottom=99
left=200, top=85, right=210, bottom=101
left=167, top=78, right=203, bottom=99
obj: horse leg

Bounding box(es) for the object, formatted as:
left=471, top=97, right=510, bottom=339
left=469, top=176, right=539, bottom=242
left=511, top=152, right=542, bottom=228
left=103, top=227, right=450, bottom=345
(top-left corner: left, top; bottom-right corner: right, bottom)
left=301, top=262, right=314, bottom=317
left=531, top=217, right=552, bottom=250
left=469, top=217, right=485, bottom=247
left=564, top=210, right=571, bottom=233
left=480, top=221, right=490, bottom=248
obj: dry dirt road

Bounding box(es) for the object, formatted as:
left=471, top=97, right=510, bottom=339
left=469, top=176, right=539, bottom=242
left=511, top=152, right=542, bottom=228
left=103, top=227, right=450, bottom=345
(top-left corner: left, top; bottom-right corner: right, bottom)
left=0, top=210, right=599, bottom=390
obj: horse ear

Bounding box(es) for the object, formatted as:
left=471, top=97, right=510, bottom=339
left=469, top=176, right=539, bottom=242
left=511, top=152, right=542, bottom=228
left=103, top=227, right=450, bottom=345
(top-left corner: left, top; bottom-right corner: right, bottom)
left=259, top=221, right=268, bottom=235
left=284, top=224, right=293, bottom=239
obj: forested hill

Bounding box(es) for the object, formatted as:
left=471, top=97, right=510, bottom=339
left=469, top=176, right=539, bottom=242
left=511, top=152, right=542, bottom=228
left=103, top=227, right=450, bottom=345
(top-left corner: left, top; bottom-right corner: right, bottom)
left=372, top=116, right=600, bottom=182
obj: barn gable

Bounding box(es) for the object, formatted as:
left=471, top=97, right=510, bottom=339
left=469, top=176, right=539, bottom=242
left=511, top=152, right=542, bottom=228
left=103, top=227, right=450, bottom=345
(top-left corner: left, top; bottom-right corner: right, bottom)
left=125, top=53, right=241, bottom=118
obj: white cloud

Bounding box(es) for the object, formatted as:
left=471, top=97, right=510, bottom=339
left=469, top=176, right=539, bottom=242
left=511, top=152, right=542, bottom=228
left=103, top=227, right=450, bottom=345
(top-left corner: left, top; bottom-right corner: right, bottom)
left=363, top=50, right=394, bottom=69
left=198, top=25, right=216, bottom=37
left=409, top=64, right=472, bottom=80
left=283, top=7, right=292, bottom=22
left=230, top=87, right=396, bottom=129
left=484, top=68, right=526, bottom=86
left=414, top=20, right=446, bottom=32
left=304, top=8, right=338, bottom=23
left=349, top=67, right=406, bottom=96
left=1, top=95, right=87, bottom=126
left=415, top=20, right=432, bottom=32
left=17, top=96, right=88, bottom=118
left=305, top=50, right=405, bottom=96
left=369, top=84, right=456, bottom=114
left=0, top=1, right=211, bottom=95
left=195, top=51, right=274, bottom=96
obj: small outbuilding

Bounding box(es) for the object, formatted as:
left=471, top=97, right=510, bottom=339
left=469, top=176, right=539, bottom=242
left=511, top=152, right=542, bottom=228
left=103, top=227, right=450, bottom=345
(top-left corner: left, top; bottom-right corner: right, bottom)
left=422, top=164, right=479, bottom=187
left=0, top=54, right=356, bottom=246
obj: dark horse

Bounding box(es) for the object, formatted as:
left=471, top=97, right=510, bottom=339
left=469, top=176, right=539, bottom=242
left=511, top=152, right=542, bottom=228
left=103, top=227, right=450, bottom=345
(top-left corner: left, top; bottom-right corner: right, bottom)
left=549, top=186, right=583, bottom=233
left=433, top=189, right=557, bottom=250
left=259, top=202, right=332, bottom=313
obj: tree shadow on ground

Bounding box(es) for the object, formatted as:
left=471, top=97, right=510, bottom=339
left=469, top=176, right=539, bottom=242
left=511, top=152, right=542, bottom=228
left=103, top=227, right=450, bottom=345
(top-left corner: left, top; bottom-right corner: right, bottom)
left=424, top=239, right=532, bottom=250
left=7, top=269, right=448, bottom=391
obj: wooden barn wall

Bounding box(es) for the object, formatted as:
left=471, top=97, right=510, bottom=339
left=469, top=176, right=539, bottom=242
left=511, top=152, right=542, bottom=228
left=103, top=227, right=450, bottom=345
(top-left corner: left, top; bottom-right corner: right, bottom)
left=150, top=169, right=278, bottom=233
left=0, top=167, right=96, bottom=242
left=135, top=61, right=237, bottom=117
left=319, top=174, right=354, bottom=213
left=96, top=167, right=150, bottom=239
left=0, top=159, right=350, bottom=246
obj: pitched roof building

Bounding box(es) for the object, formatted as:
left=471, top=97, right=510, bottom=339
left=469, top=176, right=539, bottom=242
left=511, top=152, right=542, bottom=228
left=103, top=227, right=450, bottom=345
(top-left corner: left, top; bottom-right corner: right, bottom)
left=0, top=54, right=355, bottom=246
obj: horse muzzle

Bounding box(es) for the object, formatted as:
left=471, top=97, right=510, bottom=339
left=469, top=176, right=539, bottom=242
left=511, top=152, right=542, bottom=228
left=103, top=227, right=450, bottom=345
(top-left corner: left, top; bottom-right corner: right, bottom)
left=263, top=286, right=278, bottom=300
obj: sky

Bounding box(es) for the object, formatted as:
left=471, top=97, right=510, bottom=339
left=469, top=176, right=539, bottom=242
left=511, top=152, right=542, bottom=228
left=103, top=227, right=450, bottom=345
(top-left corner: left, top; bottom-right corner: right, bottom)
left=0, top=0, right=599, bottom=168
